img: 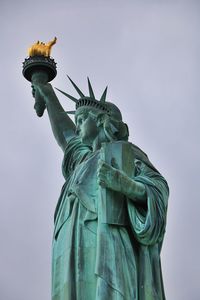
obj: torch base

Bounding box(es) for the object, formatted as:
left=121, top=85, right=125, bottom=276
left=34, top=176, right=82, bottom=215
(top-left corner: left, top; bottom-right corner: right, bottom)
left=22, top=55, right=57, bottom=82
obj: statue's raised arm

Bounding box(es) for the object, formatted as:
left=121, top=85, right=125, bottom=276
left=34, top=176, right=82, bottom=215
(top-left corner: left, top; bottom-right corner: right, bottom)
left=23, top=37, right=76, bottom=151
left=32, top=82, right=76, bottom=151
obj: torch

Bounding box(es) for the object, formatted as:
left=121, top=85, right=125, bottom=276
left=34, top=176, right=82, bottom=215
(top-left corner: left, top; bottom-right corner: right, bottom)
left=22, top=37, right=57, bottom=117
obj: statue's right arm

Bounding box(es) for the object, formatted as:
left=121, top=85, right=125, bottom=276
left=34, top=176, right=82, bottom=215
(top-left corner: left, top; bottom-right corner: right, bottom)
left=33, top=83, right=76, bottom=152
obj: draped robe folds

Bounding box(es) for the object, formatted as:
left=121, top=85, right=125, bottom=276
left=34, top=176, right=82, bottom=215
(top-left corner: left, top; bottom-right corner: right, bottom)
left=52, top=137, right=169, bottom=300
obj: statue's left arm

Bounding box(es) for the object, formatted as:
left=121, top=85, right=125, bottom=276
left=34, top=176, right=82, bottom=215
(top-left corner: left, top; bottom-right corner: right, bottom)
left=97, top=159, right=169, bottom=245
left=97, top=160, right=147, bottom=204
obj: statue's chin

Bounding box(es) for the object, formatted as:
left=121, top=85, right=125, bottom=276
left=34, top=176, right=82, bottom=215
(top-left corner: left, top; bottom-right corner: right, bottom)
left=81, top=136, right=92, bottom=146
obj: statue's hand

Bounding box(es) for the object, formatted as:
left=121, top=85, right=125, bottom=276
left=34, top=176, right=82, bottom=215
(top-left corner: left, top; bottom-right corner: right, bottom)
left=31, top=84, right=36, bottom=98
left=31, top=82, right=55, bottom=102
left=97, top=159, right=123, bottom=193
left=97, top=159, right=146, bottom=202
left=31, top=82, right=57, bottom=117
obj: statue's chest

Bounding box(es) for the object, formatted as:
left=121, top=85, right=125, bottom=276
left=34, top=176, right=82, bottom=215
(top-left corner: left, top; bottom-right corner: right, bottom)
left=71, top=152, right=100, bottom=212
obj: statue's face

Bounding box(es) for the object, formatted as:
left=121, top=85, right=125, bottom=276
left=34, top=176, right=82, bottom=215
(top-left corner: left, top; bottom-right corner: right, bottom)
left=76, top=111, right=99, bottom=145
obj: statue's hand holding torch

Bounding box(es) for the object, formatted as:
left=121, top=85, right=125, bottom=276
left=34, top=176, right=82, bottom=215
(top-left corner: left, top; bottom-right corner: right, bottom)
left=22, top=37, right=57, bottom=117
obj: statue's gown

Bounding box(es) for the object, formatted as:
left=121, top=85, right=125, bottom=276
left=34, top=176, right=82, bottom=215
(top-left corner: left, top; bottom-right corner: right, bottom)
left=52, top=137, right=169, bottom=300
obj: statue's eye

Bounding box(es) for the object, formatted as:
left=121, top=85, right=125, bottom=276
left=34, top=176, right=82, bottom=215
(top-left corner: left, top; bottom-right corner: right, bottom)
left=76, top=113, right=88, bottom=126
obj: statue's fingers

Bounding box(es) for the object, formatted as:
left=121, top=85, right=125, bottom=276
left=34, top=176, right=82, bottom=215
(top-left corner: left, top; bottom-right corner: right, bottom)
left=97, top=161, right=106, bottom=173
left=99, top=161, right=112, bottom=171
left=102, top=165, right=113, bottom=176
left=97, top=166, right=110, bottom=179
left=98, top=159, right=111, bottom=167
left=97, top=169, right=107, bottom=180
left=31, top=84, right=36, bottom=97
left=32, top=89, right=35, bottom=97
left=97, top=178, right=106, bottom=188
left=98, top=159, right=105, bottom=168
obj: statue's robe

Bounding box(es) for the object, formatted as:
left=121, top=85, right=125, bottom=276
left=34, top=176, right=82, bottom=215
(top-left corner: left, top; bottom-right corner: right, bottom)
left=52, top=137, right=169, bottom=300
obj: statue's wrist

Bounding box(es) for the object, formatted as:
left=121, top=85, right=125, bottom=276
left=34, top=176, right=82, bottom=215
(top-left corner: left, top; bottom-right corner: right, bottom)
left=40, top=86, right=60, bottom=106
left=119, top=173, right=146, bottom=201
left=44, top=91, right=57, bottom=105
left=119, top=173, right=134, bottom=196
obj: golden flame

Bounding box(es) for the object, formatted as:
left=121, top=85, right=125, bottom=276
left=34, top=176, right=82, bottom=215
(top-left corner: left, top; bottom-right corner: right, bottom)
left=28, top=37, right=57, bottom=57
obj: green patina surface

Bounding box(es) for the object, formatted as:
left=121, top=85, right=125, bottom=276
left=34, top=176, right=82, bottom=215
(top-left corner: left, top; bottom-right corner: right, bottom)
left=30, top=74, right=169, bottom=300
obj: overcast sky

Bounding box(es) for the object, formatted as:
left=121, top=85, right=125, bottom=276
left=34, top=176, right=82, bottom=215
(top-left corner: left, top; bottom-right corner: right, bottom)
left=1, top=0, right=200, bottom=299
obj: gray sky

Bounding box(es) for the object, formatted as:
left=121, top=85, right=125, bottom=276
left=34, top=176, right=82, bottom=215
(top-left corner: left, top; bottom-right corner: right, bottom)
left=1, top=0, right=200, bottom=299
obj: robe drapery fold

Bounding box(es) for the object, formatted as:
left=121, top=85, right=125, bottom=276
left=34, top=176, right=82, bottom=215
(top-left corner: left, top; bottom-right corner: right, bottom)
left=52, top=137, right=169, bottom=300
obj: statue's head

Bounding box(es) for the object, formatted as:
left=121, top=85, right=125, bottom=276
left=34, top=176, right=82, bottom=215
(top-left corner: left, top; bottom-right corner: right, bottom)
left=56, top=77, right=129, bottom=145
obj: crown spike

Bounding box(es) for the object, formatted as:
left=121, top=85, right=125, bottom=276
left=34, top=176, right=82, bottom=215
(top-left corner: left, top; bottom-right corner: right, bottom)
left=100, top=86, right=108, bottom=102
left=67, top=75, right=85, bottom=98
left=65, top=111, right=76, bottom=115
left=55, top=87, right=78, bottom=103
left=87, top=77, right=95, bottom=99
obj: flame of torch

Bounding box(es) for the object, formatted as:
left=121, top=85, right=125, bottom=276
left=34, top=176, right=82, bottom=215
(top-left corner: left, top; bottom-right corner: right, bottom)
left=28, top=37, right=57, bottom=57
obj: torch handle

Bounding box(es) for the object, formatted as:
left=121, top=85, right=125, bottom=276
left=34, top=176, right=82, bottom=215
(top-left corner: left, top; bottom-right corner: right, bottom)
left=31, top=71, right=49, bottom=117
left=34, top=88, right=46, bottom=117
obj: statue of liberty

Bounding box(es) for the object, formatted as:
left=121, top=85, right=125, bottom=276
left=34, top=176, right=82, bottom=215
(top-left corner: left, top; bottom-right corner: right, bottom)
left=24, top=38, right=168, bottom=299
left=30, top=75, right=169, bottom=300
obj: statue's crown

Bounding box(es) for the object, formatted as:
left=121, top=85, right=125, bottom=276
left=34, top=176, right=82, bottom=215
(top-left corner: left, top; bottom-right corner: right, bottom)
left=55, top=76, right=122, bottom=121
